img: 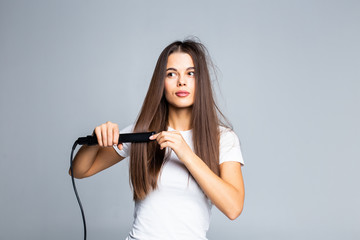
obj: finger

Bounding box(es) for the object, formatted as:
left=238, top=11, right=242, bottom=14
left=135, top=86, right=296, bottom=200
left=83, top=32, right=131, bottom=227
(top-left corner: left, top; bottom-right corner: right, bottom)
left=154, top=132, right=165, bottom=142
left=161, top=131, right=180, bottom=137
left=117, top=143, right=123, bottom=150
left=101, top=124, right=108, bottom=147
left=158, top=136, right=177, bottom=148
left=150, top=131, right=179, bottom=140
left=157, top=134, right=170, bottom=144
left=107, top=124, right=113, bottom=147
left=149, top=132, right=160, bottom=140
left=95, top=127, right=103, bottom=147
left=160, top=141, right=172, bottom=150
left=113, top=125, right=119, bottom=145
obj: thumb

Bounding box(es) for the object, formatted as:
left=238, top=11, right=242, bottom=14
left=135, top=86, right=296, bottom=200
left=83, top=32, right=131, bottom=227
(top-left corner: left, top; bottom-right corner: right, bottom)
left=117, top=143, right=123, bottom=150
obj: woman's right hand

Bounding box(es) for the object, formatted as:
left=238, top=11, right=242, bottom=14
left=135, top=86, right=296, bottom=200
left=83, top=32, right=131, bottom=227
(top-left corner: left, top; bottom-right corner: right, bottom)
left=70, top=121, right=125, bottom=178
left=93, top=121, right=123, bottom=150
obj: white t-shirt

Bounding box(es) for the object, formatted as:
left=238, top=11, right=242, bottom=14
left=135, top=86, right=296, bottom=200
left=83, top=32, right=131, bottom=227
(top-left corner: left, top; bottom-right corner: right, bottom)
left=113, top=124, right=244, bottom=240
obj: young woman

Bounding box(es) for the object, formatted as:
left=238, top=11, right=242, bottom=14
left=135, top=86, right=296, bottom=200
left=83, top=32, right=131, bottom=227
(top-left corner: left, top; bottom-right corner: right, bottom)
left=70, top=39, right=245, bottom=240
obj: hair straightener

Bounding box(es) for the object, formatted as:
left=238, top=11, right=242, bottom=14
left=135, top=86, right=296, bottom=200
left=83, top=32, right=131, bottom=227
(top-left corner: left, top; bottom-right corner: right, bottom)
left=70, top=131, right=156, bottom=240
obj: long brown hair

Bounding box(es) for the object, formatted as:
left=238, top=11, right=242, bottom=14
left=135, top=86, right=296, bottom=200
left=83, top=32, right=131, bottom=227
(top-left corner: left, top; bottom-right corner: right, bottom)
left=130, top=39, right=230, bottom=201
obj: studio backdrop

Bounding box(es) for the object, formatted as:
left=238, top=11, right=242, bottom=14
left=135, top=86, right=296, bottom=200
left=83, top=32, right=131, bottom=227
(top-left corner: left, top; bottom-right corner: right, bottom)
left=0, top=0, right=359, bottom=239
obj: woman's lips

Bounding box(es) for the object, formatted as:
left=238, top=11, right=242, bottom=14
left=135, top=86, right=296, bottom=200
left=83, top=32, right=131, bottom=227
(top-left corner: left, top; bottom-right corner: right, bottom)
left=175, top=91, right=190, bottom=97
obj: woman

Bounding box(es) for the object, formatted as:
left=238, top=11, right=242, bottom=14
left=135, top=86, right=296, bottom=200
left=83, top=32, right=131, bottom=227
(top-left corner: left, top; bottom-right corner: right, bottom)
left=70, top=39, right=245, bottom=240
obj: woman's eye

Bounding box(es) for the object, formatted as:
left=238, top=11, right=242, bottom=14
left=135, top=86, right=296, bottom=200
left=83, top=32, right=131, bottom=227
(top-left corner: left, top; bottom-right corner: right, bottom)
left=188, top=71, right=195, bottom=76
left=167, top=72, right=176, bottom=77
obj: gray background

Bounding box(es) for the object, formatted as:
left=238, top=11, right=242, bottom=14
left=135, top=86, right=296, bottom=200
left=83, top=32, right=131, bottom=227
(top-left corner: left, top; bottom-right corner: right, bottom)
left=0, top=0, right=359, bottom=239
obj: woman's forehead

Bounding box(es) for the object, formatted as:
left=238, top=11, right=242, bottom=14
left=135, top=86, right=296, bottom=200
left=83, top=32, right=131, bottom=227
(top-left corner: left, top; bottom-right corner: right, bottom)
left=166, top=52, right=194, bottom=70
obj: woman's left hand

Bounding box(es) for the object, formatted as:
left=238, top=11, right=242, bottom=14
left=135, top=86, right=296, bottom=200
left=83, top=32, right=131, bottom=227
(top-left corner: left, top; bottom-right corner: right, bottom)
left=149, top=131, right=194, bottom=162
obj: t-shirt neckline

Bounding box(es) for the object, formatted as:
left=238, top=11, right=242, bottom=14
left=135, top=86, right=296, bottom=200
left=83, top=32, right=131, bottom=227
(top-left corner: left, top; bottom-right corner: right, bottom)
left=167, top=126, right=193, bottom=133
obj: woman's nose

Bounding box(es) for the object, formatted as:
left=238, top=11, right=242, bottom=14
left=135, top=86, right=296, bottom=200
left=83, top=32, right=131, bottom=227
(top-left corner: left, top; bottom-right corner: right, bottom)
left=177, top=75, right=186, bottom=86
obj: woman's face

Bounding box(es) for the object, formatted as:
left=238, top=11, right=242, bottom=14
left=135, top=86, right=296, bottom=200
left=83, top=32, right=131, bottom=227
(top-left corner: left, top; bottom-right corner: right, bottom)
left=164, top=52, right=196, bottom=109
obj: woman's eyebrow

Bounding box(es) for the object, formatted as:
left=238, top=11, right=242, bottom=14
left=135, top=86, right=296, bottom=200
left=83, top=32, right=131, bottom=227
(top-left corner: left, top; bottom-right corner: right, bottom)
left=166, top=67, right=195, bottom=71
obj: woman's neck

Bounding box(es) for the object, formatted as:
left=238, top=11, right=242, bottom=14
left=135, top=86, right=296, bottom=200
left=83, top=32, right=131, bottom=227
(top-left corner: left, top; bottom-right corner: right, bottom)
left=168, top=106, right=192, bottom=131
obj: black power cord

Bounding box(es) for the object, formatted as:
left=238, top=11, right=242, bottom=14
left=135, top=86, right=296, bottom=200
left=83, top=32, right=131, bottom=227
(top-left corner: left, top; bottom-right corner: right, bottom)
left=70, top=131, right=155, bottom=240
left=70, top=140, right=87, bottom=240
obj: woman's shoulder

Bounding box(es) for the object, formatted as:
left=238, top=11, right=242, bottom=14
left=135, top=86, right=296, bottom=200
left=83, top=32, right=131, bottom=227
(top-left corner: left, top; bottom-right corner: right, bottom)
left=219, top=125, right=232, bottom=133
left=219, top=125, right=237, bottom=137
left=218, top=125, right=241, bottom=147
left=218, top=125, right=244, bottom=165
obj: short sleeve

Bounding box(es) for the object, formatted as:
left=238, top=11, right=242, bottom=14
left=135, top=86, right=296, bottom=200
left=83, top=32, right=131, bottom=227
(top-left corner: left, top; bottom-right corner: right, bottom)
left=112, top=124, right=135, bottom=158
left=219, top=127, right=244, bottom=166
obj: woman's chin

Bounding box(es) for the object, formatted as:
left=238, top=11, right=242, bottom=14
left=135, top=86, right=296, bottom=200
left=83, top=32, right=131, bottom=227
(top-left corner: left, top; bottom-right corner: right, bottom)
left=168, top=103, right=194, bottom=110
